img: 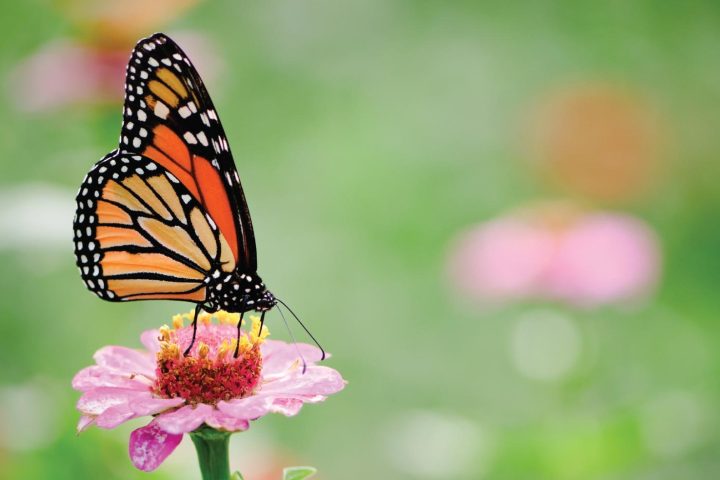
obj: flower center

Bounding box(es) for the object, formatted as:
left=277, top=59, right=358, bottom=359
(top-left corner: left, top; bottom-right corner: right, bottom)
left=153, top=311, right=269, bottom=405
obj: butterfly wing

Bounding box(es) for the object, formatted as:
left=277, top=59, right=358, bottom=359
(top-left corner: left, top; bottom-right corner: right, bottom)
left=119, top=33, right=256, bottom=272
left=73, top=151, right=236, bottom=302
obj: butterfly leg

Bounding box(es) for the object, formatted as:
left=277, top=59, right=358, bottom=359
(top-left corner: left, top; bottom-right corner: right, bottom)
left=183, top=304, right=202, bottom=356
left=233, top=312, right=245, bottom=358
left=259, top=311, right=266, bottom=337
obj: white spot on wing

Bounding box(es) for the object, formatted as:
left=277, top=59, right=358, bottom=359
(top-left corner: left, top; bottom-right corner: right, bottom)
left=154, top=102, right=170, bottom=119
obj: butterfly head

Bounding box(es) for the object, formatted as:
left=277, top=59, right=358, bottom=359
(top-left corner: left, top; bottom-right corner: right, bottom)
left=204, top=270, right=276, bottom=314
left=254, top=290, right=277, bottom=312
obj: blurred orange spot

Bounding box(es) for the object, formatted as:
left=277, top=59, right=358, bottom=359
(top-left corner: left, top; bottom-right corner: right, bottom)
left=528, top=85, right=663, bottom=203
left=64, top=0, right=202, bottom=48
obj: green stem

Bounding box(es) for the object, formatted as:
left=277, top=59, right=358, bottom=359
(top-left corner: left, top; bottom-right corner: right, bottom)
left=189, top=426, right=232, bottom=480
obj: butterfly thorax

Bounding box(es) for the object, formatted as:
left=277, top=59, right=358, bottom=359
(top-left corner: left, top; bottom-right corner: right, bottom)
left=203, top=269, right=276, bottom=314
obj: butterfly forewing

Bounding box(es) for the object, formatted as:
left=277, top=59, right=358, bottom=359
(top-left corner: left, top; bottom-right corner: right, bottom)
left=73, top=151, right=237, bottom=302
left=120, top=33, right=256, bottom=272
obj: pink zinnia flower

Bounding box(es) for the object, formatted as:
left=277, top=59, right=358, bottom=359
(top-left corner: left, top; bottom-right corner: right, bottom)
left=73, top=311, right=345, bottom=472
left=447, top=203, right=661, bottom=308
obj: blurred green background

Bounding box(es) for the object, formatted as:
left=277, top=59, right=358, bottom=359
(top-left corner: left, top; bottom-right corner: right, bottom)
left=1, top=1, right=719, bottom=479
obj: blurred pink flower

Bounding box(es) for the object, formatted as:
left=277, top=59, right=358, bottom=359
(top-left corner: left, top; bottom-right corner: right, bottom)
left=73, top=312, right=345, bottom=472
left=7, top=0, right=213, bottom=111
left=447, top=205, right=661, bottom=308
left=8, top=33, right=219, bottom=112
left=8, top=40, right=127, bottom=111
left=63, top=0, right=202, bottom=45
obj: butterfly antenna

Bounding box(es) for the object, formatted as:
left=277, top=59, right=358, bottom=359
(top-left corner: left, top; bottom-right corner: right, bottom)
left=183, top=304, right=202, bottom=356
left=276, top=303, right=308, bottom=374
left=276, top=298, right=326, bottom=361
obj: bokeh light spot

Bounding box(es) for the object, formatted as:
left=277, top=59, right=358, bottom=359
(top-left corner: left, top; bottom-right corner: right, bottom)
left=510, top=309, right=581, bottom=381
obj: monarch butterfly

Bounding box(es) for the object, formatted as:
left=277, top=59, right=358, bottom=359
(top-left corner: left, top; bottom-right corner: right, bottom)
left=73, top=33, right=321, bottom=358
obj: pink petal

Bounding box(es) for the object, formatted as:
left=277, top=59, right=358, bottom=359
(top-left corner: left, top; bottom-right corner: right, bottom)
left=76, top=387, right=153, bottom=416
left=204, top=409, right=250, bottom=432
left=217, top=396, right=274, bottom=420
left=129, top=421, right=183, bottom=472
left=131, top=397, right=186, bottom=416
left=72, top=365, right=150, bottom=392
left=266, top=397, right=304, bottom=416
left=95, top=395, right=187, bottom=430
left=447, top=219, right=555, bottom=302
left=219, top=395, right=309, bottom=420
left=154, top=404, right=213, bottom=435
left=93, top=346, right=155, bottom=377
left=260, top=366, right=346, bottom=397
left=550, top=214, right=660, bottom=306
left=95, top=404, right=137, bottom=429
left=218, top=366, right=346, bottom=421
left=261, top=340, right=327, bottom=374
left=77, top=415, right=95, bottom=433
left=140, top=329, right=163, bottom=355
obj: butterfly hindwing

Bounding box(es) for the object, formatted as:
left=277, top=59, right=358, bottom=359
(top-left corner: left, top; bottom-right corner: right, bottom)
left=120, top=33, right=257, bottom=272
left=73, top=151, right=237, bottom=302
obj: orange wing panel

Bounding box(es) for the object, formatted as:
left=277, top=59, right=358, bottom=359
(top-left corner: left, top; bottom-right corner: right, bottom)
left=152, top=125, right=192, bottom=170
left=108, top=278, right=203, bottom=297
left=101, top=251, right=205, bottom=280
left=96, top=226, right=153, bottom=249
left=143, top=146, right=201, bottom=200
left=96, top=200, right=133, bottom=225
left=123, top=289, right=206, bottom=302
left=193, top=156, right=239, bottom=260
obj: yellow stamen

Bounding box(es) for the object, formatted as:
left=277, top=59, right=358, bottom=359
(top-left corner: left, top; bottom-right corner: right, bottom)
left=238, top=336, right=252, bottom=355
left=159, top=341, right=180, bottom=360
left=198, top=342, right=209, bottom=359
left=199, top=312, right=212, bottom=326
left=249, top=316, right=269, bottom=344
left=158, top=325, right=171, bottom=341
left=216, top=340, right=231, bottom=360
left=172, top=314, right=184, bottom=330
left=215, top=310, right=240, bottom=325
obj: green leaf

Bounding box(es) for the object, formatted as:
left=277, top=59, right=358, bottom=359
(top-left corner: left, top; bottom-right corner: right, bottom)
left=231, top=472, right=245, bottom=480
left=282, top=466, right=317, bottom=480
